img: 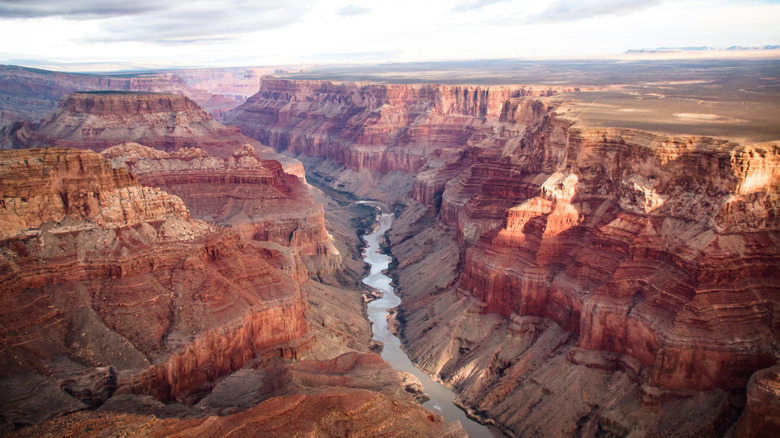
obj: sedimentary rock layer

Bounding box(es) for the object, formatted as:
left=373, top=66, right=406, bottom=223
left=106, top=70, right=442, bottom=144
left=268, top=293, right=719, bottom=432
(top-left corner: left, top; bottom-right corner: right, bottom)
left=100, top=142, right=335, bottom=263
left=227, top=78, right=556, bottom=175
left=228, top=78, right=780, bottom=436
left=0, top=64, right=266, bottom=126
left=8, top=352, right=466, bottom=438
left=0, top=148, right=311, bottom=429
left=1, top=91, right=304, bottom=177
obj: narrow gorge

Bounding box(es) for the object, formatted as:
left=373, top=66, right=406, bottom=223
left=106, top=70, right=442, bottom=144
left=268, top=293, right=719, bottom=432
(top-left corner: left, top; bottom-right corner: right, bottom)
left=227, top=78, right=780, bottom=437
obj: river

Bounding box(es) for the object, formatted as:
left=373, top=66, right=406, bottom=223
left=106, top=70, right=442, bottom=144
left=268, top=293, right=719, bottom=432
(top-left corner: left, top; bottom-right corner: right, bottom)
left=362, top=212, right=505, bottom=438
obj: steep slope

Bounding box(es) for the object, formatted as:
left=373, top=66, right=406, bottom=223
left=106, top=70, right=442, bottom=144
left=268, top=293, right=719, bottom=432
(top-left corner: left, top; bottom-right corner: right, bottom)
left=8, top=352, right=466, bottom=438
left=228, top=78, right=780, bottom=436
left=1, top=91, right=304, bottom=177
left=0, top=148, right=311, bottom=430
left=227, top=79, right=558, bottom=200
left=101, top=143, right=338, bottom=275
left=0, top=147, right=464, bottom=436
left=0, top=64, right=267, bottom=126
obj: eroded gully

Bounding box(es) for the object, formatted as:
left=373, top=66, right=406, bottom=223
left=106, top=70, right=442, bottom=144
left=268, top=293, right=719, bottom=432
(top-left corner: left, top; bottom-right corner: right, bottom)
left=362, top=211, right=505, bottom=438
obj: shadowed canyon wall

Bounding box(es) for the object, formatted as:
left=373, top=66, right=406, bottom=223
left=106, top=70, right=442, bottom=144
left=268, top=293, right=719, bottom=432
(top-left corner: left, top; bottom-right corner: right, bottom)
left=0, top=148, right=310, bottom=419
left=229, top=78, right=780, bottom=437
left=0, top=94, right=467, bottom=436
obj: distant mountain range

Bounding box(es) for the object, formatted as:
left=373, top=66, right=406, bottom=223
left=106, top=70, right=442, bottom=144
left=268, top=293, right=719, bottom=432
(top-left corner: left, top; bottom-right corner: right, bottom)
left=626, top=45, right=780, bottom=54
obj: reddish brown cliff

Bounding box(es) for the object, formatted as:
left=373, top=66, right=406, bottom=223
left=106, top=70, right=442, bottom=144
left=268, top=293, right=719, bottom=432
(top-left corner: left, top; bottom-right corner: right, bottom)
left=0, top=148, right=311, bottom=428
left=0, top=64, right=268, bottom=126
left=8, top=352, right=466, bottom=438
left=227, top=78, right=780, bottom=436
left=100, top=143, right=335, bottom=266
left=227, top=78, right=556, bottom=176
left=2, top=91, right=304, bottom=177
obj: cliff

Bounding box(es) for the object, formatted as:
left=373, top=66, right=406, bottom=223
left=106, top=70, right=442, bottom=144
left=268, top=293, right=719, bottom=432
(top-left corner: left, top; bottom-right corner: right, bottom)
left=8, top=352, right=466, bottom=438
left=227, top=78, right=555, bottom=176
left=101, top=143, right=339, bottom=276
left=0, top=148, right=311, bottom=429
left=227, top=78, right=780, bottom=436
left=1, top=91, right=304, bottom=177
left=0, top=64, right=263, bottom=126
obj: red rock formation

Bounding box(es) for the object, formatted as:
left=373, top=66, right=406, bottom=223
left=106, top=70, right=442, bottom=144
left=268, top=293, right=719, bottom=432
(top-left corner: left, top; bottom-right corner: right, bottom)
left=2, top=91, right=305, bottom=177
left=0, top=64, right=266, bottom=126
left=100, top=143, right=335, bottom=264
left=0, top=148, right=311, bottom=423
left=227, top=78, right=780, bottom=435
left=8, top=352, right=467, bottom=438
left=736, top=365, right=780, bottom=438
left=458, top=128, right=780, bottom=392
left=227, top=78, right=557, bottom=176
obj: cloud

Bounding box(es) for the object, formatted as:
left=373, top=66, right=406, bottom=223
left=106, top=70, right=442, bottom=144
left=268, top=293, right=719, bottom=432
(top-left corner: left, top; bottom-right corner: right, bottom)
left=338, top=5, right=370, bottom=16
left=48, top=1, right=312, bottom=45
left=0, top=0, right=164, bottom=19
left=526, top=0, right=665, bottom=23
left=452, top=0, right=511, bottom=12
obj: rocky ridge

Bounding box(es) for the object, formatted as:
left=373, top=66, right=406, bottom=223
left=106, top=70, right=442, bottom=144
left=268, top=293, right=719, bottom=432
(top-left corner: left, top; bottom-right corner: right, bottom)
left=100, top=142, right=338, bottom=276
left=0, top=148, right=310, bottom=429
left=229, top=78, right=780, bottom=437
left=2, top=91, right=304, bottom=177
left=0, top=64, right=266, bottom=126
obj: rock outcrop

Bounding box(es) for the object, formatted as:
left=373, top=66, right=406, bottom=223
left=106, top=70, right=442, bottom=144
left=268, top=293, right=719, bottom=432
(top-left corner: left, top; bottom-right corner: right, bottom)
left=8, top=352, right=466, bottom=438
left=0, top=148, right=311, bottom=430
left=226, top=79, right=557, bottom=189
left=100, top=143, right=337, bottom=274
left=2, top=91, right=304, bottom=177
left=228, top=78, right=780, bottom=436
left=0, top=64, right=268, bottom=126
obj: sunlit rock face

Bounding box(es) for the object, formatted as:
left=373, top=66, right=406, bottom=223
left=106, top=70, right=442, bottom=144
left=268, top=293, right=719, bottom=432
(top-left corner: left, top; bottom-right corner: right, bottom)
left=100, top=143, right=338, bottom=275
left=458, top=127, right=780, bottom=392
left=1, top=91, right=305, bottom=177
left=0, top=148, right=311, bottom=429
left=227, top=78, right=557, bottom=174
left=228, top=78, right=780, bottom=436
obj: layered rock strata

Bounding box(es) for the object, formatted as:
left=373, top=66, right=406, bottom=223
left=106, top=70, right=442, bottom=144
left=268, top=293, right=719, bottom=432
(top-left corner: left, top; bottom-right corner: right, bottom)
left=228, top=78, right=780, bottom=436
left=8, top=352, right=466, bottom=438
left=100, top=142, right=337, bottom=273
left=0, top=148, right=311, bottom=430
left=2, top=91, right=304, bottom=177
left=0, top=64, right=265, bottom=126
left=227, top=79, right=556, bottom=189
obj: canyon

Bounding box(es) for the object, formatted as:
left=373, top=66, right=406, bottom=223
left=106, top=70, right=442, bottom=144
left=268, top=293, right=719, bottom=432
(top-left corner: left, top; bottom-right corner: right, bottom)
left=227, top=77, right=780, bottom=437
left=0, top=92, right=466, bottom=436
left=0, top=62, right=777, bottom=437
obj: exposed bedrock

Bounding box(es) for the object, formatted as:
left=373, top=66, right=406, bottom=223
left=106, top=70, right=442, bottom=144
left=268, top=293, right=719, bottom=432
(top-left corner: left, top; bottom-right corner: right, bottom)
left=8, top=352, right=467, bottom=438
left=227, top=78, right=780, bottom=435
left=227, top=78, right=555, bottom=176
left=1, top=91, right=304, bottom=177
left=100, top=142, right=339, bottom=276
left=0, top=148, right=311, bottom=429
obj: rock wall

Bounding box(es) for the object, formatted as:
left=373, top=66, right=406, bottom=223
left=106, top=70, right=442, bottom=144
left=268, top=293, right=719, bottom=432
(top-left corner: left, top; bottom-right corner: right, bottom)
left=227, top=78, right=555, bottom=175
left=0, top=64, right=264, bottom=126
left=1, top=91, right=305, bottom=177
left=227, top=78, right=780, bottom=436
left=100, top=143, right=335, bottom=264
left=0, top=148, right=310, bottom=414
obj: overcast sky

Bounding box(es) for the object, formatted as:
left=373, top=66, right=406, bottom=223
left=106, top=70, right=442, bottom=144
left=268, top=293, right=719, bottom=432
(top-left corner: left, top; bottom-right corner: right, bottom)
left=1, top=0, right=779, bottom=70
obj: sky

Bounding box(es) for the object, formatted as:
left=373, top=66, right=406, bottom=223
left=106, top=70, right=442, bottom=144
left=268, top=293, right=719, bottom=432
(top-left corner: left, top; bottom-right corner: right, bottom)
left=0, top=0, right=779, bottom=71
